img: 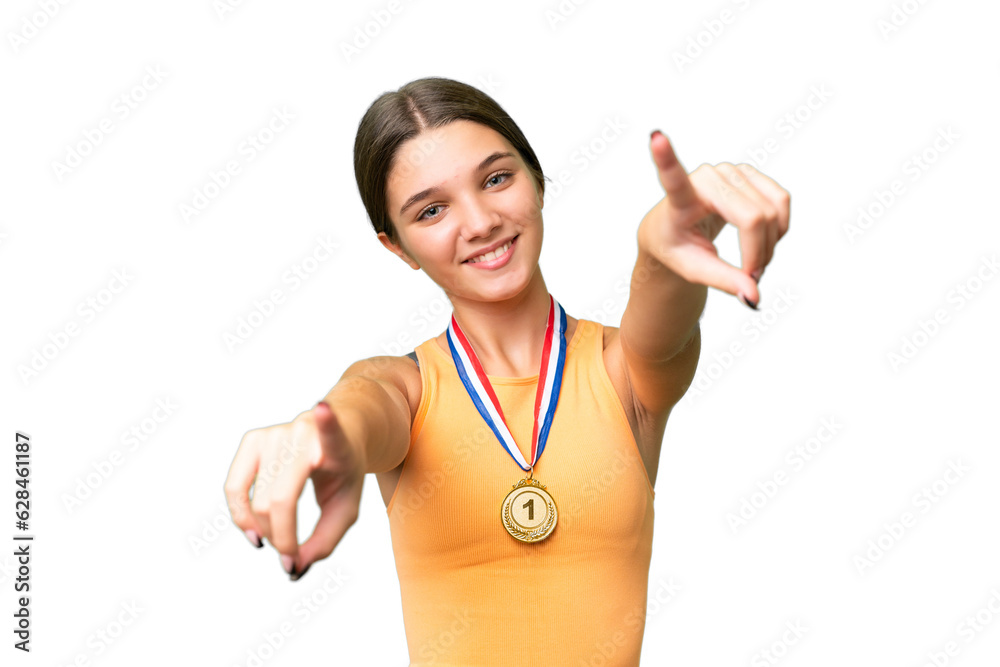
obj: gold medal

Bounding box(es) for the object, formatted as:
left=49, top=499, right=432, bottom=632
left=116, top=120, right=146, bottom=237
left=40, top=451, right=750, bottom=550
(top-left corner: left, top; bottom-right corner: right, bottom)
left=501, top=474, right=557, bottom=543
left=447, top=295, right=569, bottom=544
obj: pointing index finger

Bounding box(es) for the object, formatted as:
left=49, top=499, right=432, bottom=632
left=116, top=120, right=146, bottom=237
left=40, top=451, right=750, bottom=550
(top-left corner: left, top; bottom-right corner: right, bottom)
left=650, top=130, right=697, bottom=209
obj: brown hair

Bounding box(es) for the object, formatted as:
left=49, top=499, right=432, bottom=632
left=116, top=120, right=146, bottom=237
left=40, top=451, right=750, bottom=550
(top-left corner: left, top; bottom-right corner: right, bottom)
left=353, top=76, right=548, bottom=246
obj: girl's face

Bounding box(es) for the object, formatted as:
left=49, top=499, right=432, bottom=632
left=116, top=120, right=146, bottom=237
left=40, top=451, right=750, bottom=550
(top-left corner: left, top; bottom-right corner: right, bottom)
left=380, top=120, right=544, bottom=302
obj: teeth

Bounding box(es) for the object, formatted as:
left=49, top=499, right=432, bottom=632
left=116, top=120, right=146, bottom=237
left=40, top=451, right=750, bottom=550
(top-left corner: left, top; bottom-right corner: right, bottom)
left=468, top=240, right=512, bottom=264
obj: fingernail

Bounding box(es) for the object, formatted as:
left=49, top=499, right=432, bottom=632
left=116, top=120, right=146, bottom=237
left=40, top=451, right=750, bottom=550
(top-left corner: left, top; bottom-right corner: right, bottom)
left=751, top=269, right=762, bottom=284
left=290, top=562, right=311, bottom=582
left=738, top=293, right=758, bottom=310
left=244, top=529, right=263, bottom=549
left=650, top=129, right=663, bottom=140
left=280, top=554, right=296, bottom=576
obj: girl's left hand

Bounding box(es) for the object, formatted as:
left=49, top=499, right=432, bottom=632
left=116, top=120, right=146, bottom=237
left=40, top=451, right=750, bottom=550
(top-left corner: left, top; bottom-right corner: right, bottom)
left=639, top=130, right=790, bottom=308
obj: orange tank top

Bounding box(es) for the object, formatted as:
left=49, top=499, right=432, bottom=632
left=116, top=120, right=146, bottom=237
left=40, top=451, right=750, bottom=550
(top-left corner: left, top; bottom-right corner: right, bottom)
left=386, top=318, right=655, bottom=666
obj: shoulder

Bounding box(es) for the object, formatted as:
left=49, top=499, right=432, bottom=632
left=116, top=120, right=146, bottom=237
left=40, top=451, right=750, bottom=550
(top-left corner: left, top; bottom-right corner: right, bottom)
left=342, top=352, right=423, bottom=428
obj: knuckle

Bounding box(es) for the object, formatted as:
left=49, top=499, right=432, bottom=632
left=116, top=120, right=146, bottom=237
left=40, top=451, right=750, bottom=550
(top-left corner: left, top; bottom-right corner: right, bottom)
left=228, top=510, right=250, bottom=528
left=251, top=500, right=270, bottom=517
left=715, top=164, right=746, bottom=187
left=268, top=494, right=295, bottom=513
left=291, top=408, right=313, bottom=426
left=239, top=428, right=262, bottom=448
left=228, top=503, right=250, bottom=524
left=288, top=418, right=314, bottom=450
left=256, top=457, right=277, bottom=481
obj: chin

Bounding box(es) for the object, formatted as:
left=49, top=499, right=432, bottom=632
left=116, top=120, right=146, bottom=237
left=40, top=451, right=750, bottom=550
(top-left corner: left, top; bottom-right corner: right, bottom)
left=453, top=271, right=530, bottom=302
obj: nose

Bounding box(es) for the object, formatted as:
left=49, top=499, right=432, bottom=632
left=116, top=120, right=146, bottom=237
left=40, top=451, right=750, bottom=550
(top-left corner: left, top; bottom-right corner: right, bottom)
left=461, top=194, right=501, bottom=241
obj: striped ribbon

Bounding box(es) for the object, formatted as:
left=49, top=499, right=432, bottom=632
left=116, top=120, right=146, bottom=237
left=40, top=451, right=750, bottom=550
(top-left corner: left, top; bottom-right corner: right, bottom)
left=446, top=294, right=568, bottom=473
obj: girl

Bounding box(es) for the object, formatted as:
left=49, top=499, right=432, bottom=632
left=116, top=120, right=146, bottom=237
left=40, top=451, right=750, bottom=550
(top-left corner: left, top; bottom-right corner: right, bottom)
left=225, top=76, right=789, bottom=666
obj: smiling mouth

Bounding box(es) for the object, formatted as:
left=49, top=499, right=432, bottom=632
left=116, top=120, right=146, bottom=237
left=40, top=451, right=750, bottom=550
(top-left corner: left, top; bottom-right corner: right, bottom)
left=463, top=235, right=519, bottom=264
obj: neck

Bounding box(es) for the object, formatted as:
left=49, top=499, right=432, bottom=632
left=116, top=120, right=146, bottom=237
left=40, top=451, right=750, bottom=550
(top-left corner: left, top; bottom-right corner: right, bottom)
left=446, top=269, right=554, bottom=377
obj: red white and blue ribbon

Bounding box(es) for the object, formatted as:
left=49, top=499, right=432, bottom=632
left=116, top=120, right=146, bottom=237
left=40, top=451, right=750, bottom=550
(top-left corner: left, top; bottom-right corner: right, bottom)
left=446, top=294, right=568, bottom=474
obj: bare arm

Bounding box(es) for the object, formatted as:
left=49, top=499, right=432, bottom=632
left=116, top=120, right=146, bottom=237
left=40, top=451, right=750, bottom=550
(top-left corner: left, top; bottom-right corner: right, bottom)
left=224, top=354, right=417, bottom=580
left=320, top=356, right=416, bottom=474
left=618, top=132, right=789, bottom=416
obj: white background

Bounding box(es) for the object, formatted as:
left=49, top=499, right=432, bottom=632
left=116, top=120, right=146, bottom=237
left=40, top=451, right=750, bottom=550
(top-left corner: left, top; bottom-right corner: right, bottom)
left=2, top=0, right=999, bottom=665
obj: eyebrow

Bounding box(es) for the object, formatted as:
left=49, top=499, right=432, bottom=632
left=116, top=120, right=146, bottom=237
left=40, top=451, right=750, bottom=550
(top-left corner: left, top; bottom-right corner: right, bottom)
left=398, top=151, right=515, bottom=217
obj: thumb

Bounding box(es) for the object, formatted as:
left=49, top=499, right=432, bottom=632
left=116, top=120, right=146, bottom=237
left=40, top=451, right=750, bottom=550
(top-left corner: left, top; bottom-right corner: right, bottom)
left=294, top=401, right=364, bottom=575
left=672, top=243, right=761, bottom=308
left=295, top=476, right=363, bottom=576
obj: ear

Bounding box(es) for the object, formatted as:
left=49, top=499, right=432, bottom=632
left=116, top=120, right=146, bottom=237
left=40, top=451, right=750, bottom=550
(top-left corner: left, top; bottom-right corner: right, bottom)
left=377, top=231, right=421, bottom=270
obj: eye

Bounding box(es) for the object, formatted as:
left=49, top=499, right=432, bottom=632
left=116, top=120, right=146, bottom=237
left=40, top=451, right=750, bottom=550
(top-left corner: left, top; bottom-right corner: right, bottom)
left=486, top=170, right=514, bottom=188
left=415, top=171, right=515, bottom=221
left=416, top=205, right=441, bottom=221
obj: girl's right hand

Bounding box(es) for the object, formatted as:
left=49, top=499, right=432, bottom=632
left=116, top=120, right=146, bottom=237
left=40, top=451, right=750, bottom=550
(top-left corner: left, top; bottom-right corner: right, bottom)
left=224, top=401, right=365, bottom=580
